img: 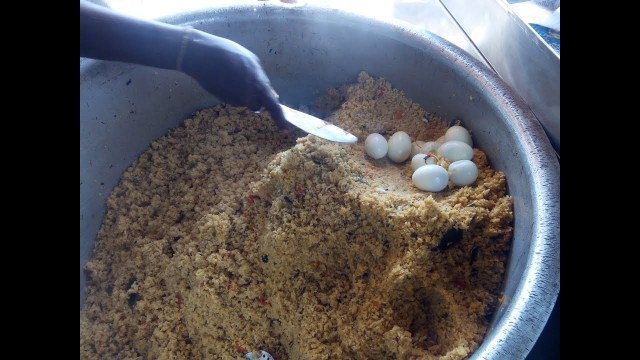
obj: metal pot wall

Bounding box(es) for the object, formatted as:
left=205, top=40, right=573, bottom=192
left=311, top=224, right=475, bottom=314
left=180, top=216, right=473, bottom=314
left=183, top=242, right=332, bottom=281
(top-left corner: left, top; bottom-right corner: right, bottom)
left=80, top=3, right=560, bottom=359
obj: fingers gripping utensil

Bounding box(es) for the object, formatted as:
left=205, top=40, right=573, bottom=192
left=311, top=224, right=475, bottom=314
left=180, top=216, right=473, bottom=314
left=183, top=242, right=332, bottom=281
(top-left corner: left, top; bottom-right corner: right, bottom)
left=280, top=104, right=358, bottom=143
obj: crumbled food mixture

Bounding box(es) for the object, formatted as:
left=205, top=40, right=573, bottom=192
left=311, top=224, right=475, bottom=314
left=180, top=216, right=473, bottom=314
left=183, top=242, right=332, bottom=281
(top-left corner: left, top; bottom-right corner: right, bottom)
left=80, top=72, right=513, bottom=360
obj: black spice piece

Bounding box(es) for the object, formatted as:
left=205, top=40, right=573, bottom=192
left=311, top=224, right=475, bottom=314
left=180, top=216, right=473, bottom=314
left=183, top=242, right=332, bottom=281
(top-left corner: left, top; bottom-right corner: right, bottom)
left=433, top=228, right=464, bottom=252
left=175, top=212, right=186, bottom=224
left=128, top=293, right=141, bottom=309
left=470, top=246, right=479, bottom=264
left=261, top=254, right=269, bottom=263
left=125, top=276, right=137, bottom=290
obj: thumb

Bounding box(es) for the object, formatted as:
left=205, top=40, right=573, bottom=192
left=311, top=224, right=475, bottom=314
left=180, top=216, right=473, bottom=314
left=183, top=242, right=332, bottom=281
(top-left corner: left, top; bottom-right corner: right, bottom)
left=260, top=86, right=291, bottom=130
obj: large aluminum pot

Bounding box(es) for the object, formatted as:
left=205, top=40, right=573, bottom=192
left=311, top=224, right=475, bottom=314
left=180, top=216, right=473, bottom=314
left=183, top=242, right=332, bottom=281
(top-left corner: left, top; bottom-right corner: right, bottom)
left=80, top=3, right=560, bottom=359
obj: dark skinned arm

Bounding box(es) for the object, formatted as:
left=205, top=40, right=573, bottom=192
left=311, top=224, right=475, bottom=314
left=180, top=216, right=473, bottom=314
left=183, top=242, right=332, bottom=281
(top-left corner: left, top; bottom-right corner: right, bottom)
left=80, top=1, right=287, bottom=127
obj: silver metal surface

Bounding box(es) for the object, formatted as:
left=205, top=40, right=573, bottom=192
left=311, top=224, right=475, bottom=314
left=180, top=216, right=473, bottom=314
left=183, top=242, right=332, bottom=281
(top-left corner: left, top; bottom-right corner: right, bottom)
left=281, top=104, right=358, bottom=143
left=80, top=3, right=560, bottom=359
left=440, top=0, right=560, bottom=153
left=100, top=0, right=489, bottom=66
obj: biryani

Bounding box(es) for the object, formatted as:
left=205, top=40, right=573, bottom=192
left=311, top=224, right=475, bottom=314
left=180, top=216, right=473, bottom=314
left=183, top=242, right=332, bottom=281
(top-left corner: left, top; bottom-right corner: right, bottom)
left=80, top=72, right=512, bottom=360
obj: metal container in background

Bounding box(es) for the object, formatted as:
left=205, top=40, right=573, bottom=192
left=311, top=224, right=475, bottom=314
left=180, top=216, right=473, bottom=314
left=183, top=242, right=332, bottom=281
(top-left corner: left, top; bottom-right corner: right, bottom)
left=80, top=3, right=560, bottom=359
left=441, top=0, right=560, bottom=154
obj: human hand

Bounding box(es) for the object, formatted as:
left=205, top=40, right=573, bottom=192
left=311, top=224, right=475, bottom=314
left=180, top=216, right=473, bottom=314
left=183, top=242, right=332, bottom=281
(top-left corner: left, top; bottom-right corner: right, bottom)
left=179, top=29, right=288, bottom=128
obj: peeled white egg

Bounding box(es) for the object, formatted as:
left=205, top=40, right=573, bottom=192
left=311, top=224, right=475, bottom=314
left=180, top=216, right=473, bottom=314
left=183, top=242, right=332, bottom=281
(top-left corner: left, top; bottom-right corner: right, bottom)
left=364, top=133, right=388, bottom=159
left=387, top=131, right=412, bottom=163
left=437, top=140, right=474, bottom=162
left=410, top=141, right=426, bottom=157
left=411, top=141, right=440, bottom=157
left=444, top=125, right=473, bottom=146
left=412, top=164, right=449, bottom=192
left=411, top=153, right=437, bottom=171
left=448, top=160, right=479, bottom=186
left=421, top=141, right=440, bottom=153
